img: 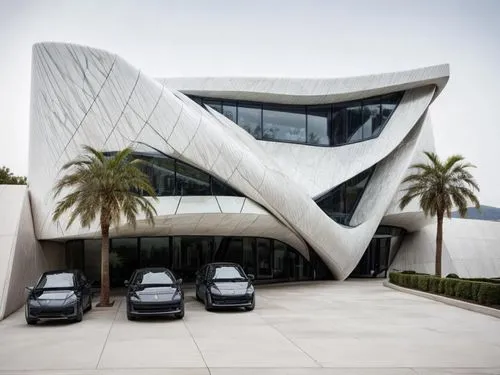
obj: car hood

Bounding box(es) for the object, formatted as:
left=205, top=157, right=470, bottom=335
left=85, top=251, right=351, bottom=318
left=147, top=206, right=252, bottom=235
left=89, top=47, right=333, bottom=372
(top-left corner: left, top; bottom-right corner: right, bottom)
left=33, top=290, right=75, bottom=301
left=133, top=286, right=180, bottom=302
left=212, top=281, right=249, bottom=295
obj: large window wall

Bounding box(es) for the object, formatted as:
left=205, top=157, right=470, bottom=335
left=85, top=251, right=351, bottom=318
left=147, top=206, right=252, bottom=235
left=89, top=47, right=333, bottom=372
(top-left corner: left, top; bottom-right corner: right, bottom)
left=107, top=152, right=242, bottom=197
left=315, top=166, right=375, bottom=225
left=65, top=236, right=326, bottom=287
left=189, top=91, right=403, bottom=146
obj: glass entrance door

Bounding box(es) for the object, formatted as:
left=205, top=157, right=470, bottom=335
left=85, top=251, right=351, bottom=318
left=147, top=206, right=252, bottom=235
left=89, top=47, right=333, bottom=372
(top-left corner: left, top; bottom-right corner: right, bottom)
left=256, top=238, right=272, bottom=279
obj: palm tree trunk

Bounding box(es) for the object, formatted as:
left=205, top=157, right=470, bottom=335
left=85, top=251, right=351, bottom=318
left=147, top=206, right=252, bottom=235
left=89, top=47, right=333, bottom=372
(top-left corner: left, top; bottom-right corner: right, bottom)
left=435, top=213, right=444, bottom=277
left=98, top=219, right=112, bottom=307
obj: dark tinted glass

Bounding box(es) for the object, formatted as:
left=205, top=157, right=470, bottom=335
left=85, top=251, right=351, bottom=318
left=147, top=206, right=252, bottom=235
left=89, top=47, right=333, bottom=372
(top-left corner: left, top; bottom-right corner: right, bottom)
left=176, top=161, right=211, bottom=195
left=315, top=166, right=374, bottom=225
left=134, top=270, right=175, bottom=285
left=209, top=265, right=246, bottom=280
left=211, top=178, right=239, bottom=196
left=192, top=92, right=403, bottom=146
left=137, top=155, right=175, bottom=196
left=203, top=99, right=222, bottom=113
left=37, top=272, right=75, bottom=288
left=307, top=106, right=330, bottom=145
left=361, top=97, right=381, bottom=139
left=140, top=237, right=170, bottom=268
left=263, top=106, right=306, bottom=143
left=331, top=106, right=347, bottom=145
left=237, top=104, right=262, bottom=139
left=222, top=103, right=237, bottom=122
left=346, top=103, right=363, bottom=143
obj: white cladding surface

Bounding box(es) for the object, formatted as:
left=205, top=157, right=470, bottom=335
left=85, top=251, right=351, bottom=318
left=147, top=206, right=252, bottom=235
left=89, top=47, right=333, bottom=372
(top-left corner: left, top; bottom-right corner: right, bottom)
left=28, top=42, right=449, bottom=279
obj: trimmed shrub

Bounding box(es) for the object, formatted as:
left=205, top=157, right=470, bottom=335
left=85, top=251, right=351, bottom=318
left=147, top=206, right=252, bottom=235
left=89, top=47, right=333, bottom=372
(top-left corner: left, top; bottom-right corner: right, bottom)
left=401, top=270, right=417, bottom=274
left=438, top=278, right=446, bottom=294
left=428, top=277, right=440, bottom=293
left=477, top=283, right=500, bottom=306
left=388, top=272, right=500, bottom=307
left=471, top=282, right=482, bottom=301
left=444, top=278, right=459, bottom=297
left=446, top=273, right=460, bottom=279
left=466, top=278, right=500, bottom=284
left=418, top=277, right=429, bottom=292
left=455, top=282, right=472, bottom=300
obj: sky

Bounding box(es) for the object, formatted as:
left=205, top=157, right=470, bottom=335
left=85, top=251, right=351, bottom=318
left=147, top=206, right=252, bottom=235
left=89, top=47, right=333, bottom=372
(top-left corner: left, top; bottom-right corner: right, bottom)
left=0, top=0, right=499, bottom=206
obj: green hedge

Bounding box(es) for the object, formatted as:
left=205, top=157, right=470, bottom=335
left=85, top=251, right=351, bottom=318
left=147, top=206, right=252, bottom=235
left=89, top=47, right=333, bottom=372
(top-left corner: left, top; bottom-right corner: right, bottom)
left=389, top=272, right=500, bottom=307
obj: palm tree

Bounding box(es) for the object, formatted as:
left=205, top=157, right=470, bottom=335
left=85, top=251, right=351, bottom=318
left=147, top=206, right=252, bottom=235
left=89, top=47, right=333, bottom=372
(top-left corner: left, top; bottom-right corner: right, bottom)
left=399, top=151, right=480, bottom=277
left=52, top=146, right=157, bottom=306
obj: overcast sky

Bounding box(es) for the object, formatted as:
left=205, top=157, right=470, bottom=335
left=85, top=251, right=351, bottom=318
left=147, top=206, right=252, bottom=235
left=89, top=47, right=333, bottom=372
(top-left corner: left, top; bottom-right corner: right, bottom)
left=0, top=0, right=499, bottom=206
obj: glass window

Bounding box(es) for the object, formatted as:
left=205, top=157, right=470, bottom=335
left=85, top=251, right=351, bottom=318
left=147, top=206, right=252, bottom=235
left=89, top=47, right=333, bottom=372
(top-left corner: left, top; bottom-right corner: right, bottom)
left=37, top=272, right=75, bottom=289
left=331, top=106, right=347, bottom=145
left=242, top=237, right=256, bottom=275
left=136, top=155, right=176, bottom=196
left=361, top=97, right=381, bottom=139
left=110, top=238, right=139, bottom=287
left=172, top=236, right=213, bottom=281
left=66, top=240, right=84, bottom=270
left=273, top=241, right=288, bottom=279
left=84, top=239, right=101, bottom=285
left=345, top=169, right=372, bottom=214
left=256, top=238, right=272, bottom=278
left=175, top=161, right=211, bottom=195
left=140, top=237, right=170, bottom=268
left=237, top=104, right=262, bottom=139
left=134, top=269, right=175, bottom=285
left=203, top=99, right=222, bottom=113
left=222, top=102, right=237, bottom=122
left=263, top=106, right=306, bottom=143
left=381, top=93, right=402, bottom=128
left=346, top=103, right=363, bottom=143
left=307, top=106, right=330, bottom=145
left=209, top=265, right=246, bottom=280
left=211, top=177, right=239, bottom=196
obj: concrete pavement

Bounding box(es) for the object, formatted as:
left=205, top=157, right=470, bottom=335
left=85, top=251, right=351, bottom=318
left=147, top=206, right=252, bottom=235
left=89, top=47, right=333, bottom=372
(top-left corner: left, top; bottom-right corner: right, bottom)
left=1, top=280, right=500, bottom=374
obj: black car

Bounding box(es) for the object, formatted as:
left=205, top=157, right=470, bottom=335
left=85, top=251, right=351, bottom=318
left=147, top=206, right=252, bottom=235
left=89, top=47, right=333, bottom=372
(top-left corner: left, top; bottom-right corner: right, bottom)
left=125, top=267, right=184, bottom=320
left=195, top=262, right=255, bottom=311
left=25, top=270, right=93, bottom=325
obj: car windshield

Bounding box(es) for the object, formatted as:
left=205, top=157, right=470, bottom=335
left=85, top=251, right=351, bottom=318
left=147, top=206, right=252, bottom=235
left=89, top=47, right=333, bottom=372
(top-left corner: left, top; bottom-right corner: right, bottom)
left=36, top=272, right=75, bottom=289
left=134, top=270, right=175, bottom=285
left=210, top=265, right=246, bottom=281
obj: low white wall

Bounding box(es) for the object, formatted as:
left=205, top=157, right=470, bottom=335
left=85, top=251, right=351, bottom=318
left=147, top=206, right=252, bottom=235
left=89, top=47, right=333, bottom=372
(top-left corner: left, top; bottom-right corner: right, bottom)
left=391, top=218, right=500, bottom=277
left=0, top=185, right=65, bottom=320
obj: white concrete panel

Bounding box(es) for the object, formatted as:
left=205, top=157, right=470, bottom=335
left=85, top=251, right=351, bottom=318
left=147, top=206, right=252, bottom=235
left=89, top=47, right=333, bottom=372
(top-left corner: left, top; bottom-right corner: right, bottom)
left=27, top=42, right=453, bottom=280
left=215, top=196, right=245, bottom=213
left=391, top=219, right=500, bottom=277
left=176, top=196, right=221, bottom=215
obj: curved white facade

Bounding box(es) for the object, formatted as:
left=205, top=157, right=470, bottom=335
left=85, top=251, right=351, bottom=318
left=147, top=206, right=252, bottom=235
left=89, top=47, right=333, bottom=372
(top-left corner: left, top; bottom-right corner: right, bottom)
left=28, top=42, right=450, bottom=280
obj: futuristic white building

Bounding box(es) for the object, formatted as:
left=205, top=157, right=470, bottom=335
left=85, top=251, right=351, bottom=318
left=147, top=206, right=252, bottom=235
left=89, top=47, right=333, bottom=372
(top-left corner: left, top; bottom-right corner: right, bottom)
left=1, top=42, right=498, bottom=320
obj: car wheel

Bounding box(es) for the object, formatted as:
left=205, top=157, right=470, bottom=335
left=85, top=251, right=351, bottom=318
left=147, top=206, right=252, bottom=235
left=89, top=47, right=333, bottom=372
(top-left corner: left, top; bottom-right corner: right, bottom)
left=205, top=292, right=213, bottom=311
left=74, top=304, right=83, bottom=323
left=26, top=317, right=37, bottom=325
left=245, top=297, right=255, bottom=311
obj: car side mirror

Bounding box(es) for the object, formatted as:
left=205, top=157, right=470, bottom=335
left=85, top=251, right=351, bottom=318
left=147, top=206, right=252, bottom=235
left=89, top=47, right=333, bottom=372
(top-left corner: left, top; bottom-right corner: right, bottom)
left=124, top=280, right=129, bottom=287
left=247, top=274, right=255, bottom=281
left=177, top=278, right=183, bottom=285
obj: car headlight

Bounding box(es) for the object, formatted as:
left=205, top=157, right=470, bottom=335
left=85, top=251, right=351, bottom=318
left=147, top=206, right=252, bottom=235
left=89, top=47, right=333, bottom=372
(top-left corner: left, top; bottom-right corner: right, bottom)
left=130, top=293, right=140, bottom=301
left=172, top=291, right=182, bottom=301
left=210, top=286, right=222, bottom=295
left=246, top=285, right=254, bottom=295
left=64, top=293, right=77, bottom=305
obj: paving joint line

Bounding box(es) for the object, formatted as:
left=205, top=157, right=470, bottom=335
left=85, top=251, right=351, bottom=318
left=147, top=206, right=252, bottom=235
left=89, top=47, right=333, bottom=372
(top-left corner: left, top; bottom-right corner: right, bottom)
left=183, top=319, right=212, bottom=375
left=95, top=297, right=122, bottom=369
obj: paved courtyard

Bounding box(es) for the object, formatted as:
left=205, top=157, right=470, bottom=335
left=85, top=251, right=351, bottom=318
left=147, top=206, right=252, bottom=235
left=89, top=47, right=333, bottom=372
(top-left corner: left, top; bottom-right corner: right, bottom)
left=0, top=280, right=499, bottom=375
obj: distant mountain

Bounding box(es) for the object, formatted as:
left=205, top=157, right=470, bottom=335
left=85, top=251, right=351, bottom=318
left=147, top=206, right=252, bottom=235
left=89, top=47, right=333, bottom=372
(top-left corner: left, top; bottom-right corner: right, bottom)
left=451, top=205, right=500, bottom=221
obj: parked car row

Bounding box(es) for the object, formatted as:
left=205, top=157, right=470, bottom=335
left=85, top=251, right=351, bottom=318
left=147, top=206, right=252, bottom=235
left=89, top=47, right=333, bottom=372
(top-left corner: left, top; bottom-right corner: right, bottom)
left=25, top=262, right=255, bottom=325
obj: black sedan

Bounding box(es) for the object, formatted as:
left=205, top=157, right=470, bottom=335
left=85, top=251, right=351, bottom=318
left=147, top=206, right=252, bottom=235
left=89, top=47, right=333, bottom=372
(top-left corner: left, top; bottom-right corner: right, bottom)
left=25, top=270, right=93, bottom=325
left=195, top=262, right=255, bottom=311
left=125, top=267, right=184, bottom=320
